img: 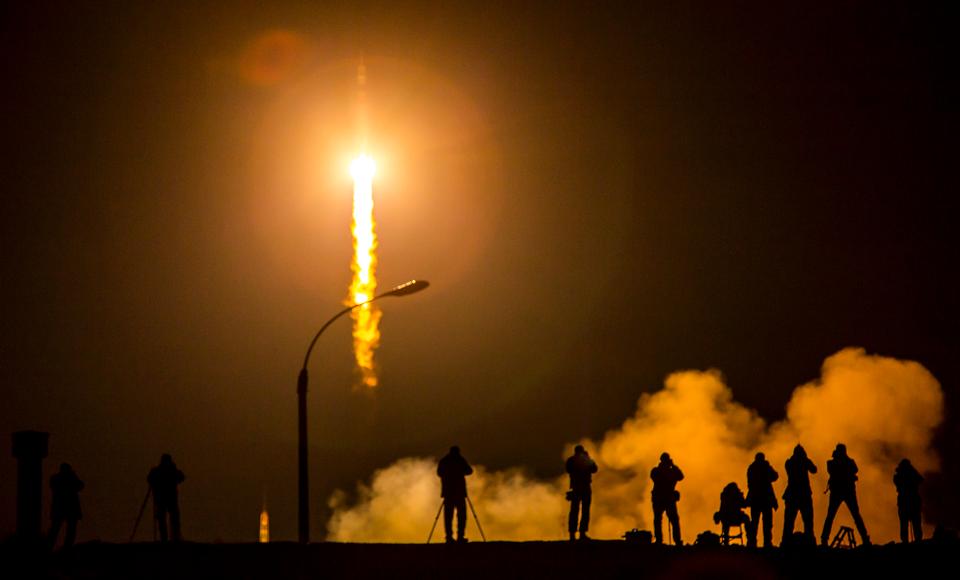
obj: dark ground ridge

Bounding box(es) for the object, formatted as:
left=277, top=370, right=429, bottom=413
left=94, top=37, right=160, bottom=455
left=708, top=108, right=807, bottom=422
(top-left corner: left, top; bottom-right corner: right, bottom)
left=4, top=539, right=957, bottom=579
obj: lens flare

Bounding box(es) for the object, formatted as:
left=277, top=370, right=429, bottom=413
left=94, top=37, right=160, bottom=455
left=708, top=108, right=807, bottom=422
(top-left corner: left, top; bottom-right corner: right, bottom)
left=348, top=154, right=381, bottom=388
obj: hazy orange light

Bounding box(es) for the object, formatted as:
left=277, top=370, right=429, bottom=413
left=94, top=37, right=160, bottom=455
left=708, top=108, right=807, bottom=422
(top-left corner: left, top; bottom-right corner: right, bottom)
left=259, top=507, right=270, bottom=543
left=348, top=154, right=381, bottom=388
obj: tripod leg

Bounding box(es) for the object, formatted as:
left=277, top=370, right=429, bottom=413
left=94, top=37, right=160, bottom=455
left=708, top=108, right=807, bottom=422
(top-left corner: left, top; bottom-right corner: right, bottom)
left=129, top=487, right=152, bottom=543
left=466, top=496, right=486, bottom=542
left=427, top=501, right=444, bottom=544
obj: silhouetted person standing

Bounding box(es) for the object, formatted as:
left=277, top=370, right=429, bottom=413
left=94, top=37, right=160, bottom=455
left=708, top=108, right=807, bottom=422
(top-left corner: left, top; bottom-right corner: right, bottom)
left=781, top=444, right=817, bottom=544
left=148, top=454, right=185, bottom=542
left=565, top=445, right=598, bottom=541
left=437, top=446, right=473, bottom=543
left=714, top=482, right=751, bottom=545
left=821, top=444, right=870, bottom=546
left=894, top=458, right=923, bottom=543
left=746, top=452, right=779, bottom=547
left=650, top=452, right=684, bottom=545
left=48, top=463, right=83, bottom=549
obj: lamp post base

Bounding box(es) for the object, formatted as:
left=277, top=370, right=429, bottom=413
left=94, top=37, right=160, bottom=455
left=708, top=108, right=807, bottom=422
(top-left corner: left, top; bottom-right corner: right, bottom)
left=297, top=368, right=309, bottom=544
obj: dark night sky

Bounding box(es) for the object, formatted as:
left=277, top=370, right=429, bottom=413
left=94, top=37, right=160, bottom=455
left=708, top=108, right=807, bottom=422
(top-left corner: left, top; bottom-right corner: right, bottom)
left=1, top=1, right=956, bottom=541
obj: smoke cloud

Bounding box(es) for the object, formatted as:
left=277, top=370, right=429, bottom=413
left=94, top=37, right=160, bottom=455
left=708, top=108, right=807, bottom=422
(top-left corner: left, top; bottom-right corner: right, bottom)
left=326, top=348, right=943, bottom=543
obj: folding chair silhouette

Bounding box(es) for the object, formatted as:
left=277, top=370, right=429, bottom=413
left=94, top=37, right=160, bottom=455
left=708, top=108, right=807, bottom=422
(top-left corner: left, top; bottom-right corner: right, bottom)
left=721, top=523, right=745, bottom=545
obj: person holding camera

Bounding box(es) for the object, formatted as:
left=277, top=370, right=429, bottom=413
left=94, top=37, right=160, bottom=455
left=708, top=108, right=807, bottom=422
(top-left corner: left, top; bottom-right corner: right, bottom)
left=746, top=452, right=779, bottom=547
left=437, top=445, right=474, bottom=543
left=820, top=443, right=870, bottom=546
left=565, top=445, right=598, bottom=541
left=651, top=452, right=684, bottom=545
left=782, top=444, right=818, bottom=545
left=148, top=453, right=185, bottom=542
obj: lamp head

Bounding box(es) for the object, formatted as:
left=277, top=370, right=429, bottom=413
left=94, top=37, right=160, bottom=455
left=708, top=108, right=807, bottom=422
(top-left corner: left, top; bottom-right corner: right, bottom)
left=385, top=279, right=430, bottom=297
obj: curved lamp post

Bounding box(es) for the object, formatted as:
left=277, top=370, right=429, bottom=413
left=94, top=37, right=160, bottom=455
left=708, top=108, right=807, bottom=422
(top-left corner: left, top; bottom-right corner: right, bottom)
left=297, top=279, right=429, bottom=543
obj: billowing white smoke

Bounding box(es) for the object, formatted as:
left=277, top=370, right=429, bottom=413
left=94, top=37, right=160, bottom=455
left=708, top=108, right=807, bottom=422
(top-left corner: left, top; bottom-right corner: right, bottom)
left=327, top=459, right=569, bottom=542
left=326, top=348, right=943, bottom=543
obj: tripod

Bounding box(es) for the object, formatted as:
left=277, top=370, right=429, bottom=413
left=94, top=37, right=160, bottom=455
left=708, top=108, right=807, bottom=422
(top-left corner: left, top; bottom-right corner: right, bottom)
left=831, top=526, right=858, bottom=549
left=129, top=487, right=153, bottom=542
left=427, top=502, right=444, bottom=544
left=467, top=496, right=487, bottom=542
left=426, top=496, right=487, bottom=543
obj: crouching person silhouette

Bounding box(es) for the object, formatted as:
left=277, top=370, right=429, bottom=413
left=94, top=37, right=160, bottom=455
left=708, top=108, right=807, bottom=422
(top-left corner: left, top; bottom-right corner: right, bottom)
left=437, top=446, right=474, bottom=543
left=714, top=482, right=752, bottom=545
left=565, top=445, right=598, bottom=541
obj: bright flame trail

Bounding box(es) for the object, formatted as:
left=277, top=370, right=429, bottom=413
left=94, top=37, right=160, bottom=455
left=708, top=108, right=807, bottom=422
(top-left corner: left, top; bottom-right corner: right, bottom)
left=348, top=154, right=381, bottom=388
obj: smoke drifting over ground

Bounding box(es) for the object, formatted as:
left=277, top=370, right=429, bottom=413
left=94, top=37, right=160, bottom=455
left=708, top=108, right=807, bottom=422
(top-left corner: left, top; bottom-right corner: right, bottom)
left=327, top=349, right=943, bottom=543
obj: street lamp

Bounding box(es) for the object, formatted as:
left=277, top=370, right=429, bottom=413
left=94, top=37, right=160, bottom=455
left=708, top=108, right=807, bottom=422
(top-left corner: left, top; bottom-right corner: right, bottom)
left=297, top=278, right=429, bottom=543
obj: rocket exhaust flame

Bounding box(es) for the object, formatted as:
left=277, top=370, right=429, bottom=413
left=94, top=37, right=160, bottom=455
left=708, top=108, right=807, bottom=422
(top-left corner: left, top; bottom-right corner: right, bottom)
left=348, top=154, right=381, bottom=388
